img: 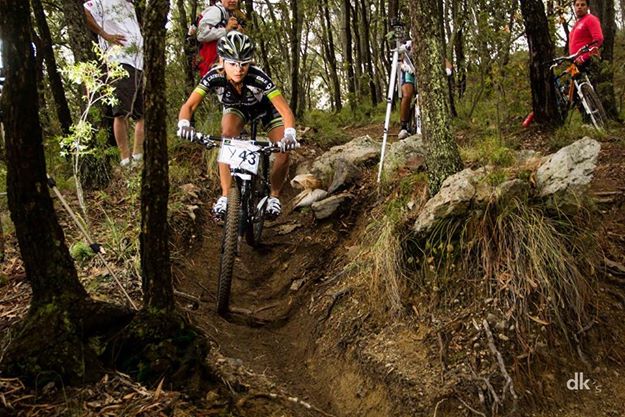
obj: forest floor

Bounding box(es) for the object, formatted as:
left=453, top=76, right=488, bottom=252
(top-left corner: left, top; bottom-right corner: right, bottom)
left=1, top=122, right=625, bottom=416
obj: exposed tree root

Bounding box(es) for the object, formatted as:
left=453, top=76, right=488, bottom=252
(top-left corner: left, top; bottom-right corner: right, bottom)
left=236, top=391, right=336, bottom=417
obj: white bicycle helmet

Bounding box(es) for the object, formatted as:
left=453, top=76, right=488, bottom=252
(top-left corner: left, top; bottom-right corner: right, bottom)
left=217, top=31, right=255, bottom=63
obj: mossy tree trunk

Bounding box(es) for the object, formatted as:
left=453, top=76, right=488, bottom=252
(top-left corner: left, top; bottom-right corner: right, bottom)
left=31, top=0, right=73, bottom=135
left=111, top=2, right=211, bottom=392
left=519, top=0, right=562, bottom=126
left=1, top=0, right=86, bottom=313
left=0, top=0, right=133, bottom=385
left=410, top=0, right=463, bottom=195
left=175, top=0, right=196, bottom=95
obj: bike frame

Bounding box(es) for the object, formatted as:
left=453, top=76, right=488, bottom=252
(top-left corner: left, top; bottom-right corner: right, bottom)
left=553, top=63, right=601, bottom=127
left=227, top=119, right=272, bottom=252
left=548, top=42, right=605, bottom=130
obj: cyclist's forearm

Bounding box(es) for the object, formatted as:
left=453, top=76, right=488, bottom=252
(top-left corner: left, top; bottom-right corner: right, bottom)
left=270, top=94, right=296, bottom=129
left=179, top=93, right=203, bottom=122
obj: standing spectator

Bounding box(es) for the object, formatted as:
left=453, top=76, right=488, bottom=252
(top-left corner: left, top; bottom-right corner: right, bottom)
left=195, top=0, right=241, bottom=77
left=569, top=0, right=603, bottom=65
left=84, top=0, right=144, bottom=168
left=398, top=40, right=416, bottom=140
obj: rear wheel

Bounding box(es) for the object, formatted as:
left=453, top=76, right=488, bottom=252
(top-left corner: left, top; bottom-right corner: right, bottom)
left=580, top=83, right=608, bottom=131
left=245, top=163, right=268, bottom=247
left=217, top=184, right=240, bottom=315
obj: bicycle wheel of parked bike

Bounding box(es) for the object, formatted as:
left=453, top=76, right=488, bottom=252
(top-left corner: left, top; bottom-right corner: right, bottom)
left=245, top=159, right=268, bottom=247
left=580, top=83, right=608, bottom=130
left=217, top=184, right=240, bottom=315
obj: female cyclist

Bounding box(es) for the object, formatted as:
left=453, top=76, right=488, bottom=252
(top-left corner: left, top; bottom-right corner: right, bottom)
left=177, top=31, right=297, bottom=218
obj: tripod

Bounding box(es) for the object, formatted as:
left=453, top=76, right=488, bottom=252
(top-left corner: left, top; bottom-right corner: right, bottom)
left=377, top=21, right=421, bottom=183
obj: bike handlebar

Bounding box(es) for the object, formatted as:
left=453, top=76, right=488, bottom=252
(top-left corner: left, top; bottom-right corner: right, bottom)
left=185, top=130, right=283, bottom=154
left=546, top=42, right=599, bottom=67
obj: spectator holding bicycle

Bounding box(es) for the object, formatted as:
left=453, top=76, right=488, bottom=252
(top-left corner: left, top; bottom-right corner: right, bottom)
left=177, top=31, right=297, bottom=219
left=569, top=0, right=603, bottom=66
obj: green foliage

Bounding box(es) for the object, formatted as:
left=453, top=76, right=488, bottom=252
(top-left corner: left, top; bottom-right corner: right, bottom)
left=484, top=168, right=507, bottom=186
left=69, top=241, right=96, bottom=264
left=549, top=121, right=607, bottom=152
left=302, top=104, right=386, bottom=147
left=461, top=134, right=515, bottom=167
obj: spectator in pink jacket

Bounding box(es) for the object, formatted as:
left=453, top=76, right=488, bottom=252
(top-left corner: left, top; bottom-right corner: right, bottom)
left=568, top=0, right=603, bottom=65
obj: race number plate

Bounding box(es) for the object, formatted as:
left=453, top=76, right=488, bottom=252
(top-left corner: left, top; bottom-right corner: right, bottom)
left=218, top=139, right=261, bottom=174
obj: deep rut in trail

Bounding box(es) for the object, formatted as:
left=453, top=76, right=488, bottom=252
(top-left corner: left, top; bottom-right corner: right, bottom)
left=175, top=195, right=363, bottom=416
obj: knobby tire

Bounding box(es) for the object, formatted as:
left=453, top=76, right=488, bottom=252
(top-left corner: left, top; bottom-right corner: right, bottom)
left=217, top=184, right=240, bottom=315
left=245, top=161, right=267, bottom=247
left=580, top=83, right=608, bottom=131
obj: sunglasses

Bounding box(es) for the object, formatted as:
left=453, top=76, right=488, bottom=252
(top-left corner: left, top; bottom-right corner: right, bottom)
left=224, top=60, right=251, bottom=69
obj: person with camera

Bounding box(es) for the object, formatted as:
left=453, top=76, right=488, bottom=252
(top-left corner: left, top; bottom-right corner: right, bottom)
left=195, top=0, right=241, bottom=77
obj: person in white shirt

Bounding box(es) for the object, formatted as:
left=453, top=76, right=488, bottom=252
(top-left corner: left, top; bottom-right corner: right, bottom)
left=84, top=0, right=144, bottom=168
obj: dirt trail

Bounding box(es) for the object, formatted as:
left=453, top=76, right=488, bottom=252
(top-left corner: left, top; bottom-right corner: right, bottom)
left=175, top=184, right=363, bottom=416
left=173, top=128, right=625, bottom=417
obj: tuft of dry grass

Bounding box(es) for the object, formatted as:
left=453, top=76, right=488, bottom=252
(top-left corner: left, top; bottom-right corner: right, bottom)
left=420, top=195, right=599, bottom=346
left=361, top=216, right=407, bottom=317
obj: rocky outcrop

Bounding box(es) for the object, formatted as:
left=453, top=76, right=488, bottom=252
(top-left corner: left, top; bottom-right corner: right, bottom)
left=412, top=138, right=601, bottom=237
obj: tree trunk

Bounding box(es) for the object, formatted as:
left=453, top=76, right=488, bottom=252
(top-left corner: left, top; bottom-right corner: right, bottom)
left=410, top=0, right=463, bottom=194
left=388, top=0, right=399, bottom=21
left=593, top=0, right=619, bottom=118
left=175, top=0, right=196, bottom=95
left=61, top=0, right=97, bottom=63
left=31, top=0, right=73, bottom=134
left=519, top=0, right=562, bottom=126
left=31, top=29, right=51, bottom=130
left=0, top=5, right=84, bottom=307
left=320, top=0, right=342, bottom=111
left=254, top=14, right=273, bottom=79
left=358, top=0, right=378, bottom=105
left=141, top=0, right=174, bottom=311
left=351, top=2, right=364, bottom=97
left=0, top=0, right=134, bottom=386
left=454, top=0, right=467, bottom=98
left=342, top=0, right=357, bottom=109
left=288, top=0, right=303, bottom=116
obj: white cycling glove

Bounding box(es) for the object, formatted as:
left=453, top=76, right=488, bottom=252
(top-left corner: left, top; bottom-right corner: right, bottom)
left=177, top=119, right=195, bottom=141
left=279, top=127, right=299, bottom=152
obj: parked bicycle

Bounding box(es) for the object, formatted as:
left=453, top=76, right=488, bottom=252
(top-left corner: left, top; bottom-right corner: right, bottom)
left=184, top=120, right=284, bottom=315
left=548, top=43, right=607, bottom=131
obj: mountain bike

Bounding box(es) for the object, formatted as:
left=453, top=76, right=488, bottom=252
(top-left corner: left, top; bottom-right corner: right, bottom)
left=186, top=121, right=282, bottom=315
left=548, top=43, right=608, bottom=131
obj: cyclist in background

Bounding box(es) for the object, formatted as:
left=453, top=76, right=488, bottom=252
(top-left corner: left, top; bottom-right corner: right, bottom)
left=177, top=31, right=298, bottom=219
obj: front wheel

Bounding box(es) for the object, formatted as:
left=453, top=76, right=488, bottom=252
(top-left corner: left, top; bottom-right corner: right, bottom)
left=580, top=83, right=608, bottom=131
left=245, top=167, right=268, bottom=247
left=217, top=184, right=240, bottom=315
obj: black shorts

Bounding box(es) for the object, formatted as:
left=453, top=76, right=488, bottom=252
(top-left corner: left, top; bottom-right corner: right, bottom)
left=223, top=97, right=283, bottom=132
left=111, top=63, right=144, bottom=120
